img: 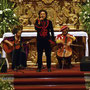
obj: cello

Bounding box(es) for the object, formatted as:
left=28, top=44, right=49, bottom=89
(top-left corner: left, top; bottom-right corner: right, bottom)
left=57, top=35, right=73, bottom=58
left=56, top=34, right=73, bottom=69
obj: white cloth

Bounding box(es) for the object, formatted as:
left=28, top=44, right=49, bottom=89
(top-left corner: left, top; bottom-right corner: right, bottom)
left=1, top=31, right=89, bottom=57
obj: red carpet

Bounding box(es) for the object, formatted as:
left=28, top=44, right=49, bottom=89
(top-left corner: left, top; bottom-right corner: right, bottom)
left=14, top=78, right=85, bottom=85
left=0, top=64, right=87, bottom=90
left=15, top=85, right=86, bottom=90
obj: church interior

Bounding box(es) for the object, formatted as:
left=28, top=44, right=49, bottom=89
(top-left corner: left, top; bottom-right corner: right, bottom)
left=0, top=0, right=90, bottom=90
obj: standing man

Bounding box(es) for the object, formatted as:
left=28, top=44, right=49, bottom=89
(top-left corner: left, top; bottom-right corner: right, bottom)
left=35, top=10, right=55, bottom=72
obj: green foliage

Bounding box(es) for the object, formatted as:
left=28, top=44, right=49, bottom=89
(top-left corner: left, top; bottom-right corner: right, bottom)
left=79, top=2, right=90, bottom=33
left=0, top=0, right=20, bottom=37
left=0, top=78, right=14, bottom=90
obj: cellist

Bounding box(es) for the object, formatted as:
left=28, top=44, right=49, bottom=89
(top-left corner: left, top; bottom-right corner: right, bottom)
left=55, top=25, right=76, bottom=69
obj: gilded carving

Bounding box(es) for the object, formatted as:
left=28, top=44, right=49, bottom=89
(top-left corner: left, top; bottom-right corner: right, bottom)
left=19, top=15, right=29, bottom=26
left=69, top=14, right=78, bottom=24
left=42, top=0, right=54, bottom=4
left=10, top=0, right=83, bottom=30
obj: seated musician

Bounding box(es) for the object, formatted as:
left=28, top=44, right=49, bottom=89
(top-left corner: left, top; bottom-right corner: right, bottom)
left=55, top=25, right=76, bottom=69
left=2, top=25, right=29, bottom=71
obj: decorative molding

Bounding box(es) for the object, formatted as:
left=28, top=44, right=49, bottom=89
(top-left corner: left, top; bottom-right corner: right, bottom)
left=10, top=0, right=86, bottom=30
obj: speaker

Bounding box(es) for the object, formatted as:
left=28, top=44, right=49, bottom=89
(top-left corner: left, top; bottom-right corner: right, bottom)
left=80, top=56, right=90, bottom=71
left=0, top=58, right=7, bottom=73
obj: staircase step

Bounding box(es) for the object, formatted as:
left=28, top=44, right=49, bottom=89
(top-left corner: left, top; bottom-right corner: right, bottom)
left=11, top=65, right=86, bottom=90
left=14, top=71, right=84, bottom=78
left=14, top=85, right=86, bottom=90
left=14, top=78, right=85, bottom=85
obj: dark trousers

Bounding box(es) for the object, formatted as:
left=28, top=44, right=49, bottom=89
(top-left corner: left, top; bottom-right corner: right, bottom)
left=11, top=48, right=27, bottom=69
left=56, top=55, right=71, bottom=68
left=37, top=39, right=51, bottom=69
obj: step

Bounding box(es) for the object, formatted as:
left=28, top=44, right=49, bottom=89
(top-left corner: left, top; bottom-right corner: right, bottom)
left=14, top=78, right=85, bottom=85
left=14, top=85, right=86, bottom=90
left=14, top=71, right=84, bottom=78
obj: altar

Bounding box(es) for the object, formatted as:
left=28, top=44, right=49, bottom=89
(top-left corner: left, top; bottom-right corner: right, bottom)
left=0, top=31, right=88, bottom=68
left=2, top=31, right=89, bottom=57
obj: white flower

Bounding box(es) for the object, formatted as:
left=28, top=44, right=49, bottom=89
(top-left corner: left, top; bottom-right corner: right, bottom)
left=4, top=18, right=7, bottom=20
left=3, top=8, right=11, bottom=12
left=9, top=20, right=11, bottom=22
left=13, top=14, right=16, bottom=17
left=87, top=16, right=90, bottom=18
left=87, top=4, right=89, bottom=6
left=79, top=12, right=82, bottom=14
left=82, top=20, right=85, bottom=22
left=0, top=10, right=3, bottom=14
left=84, top=11, right=87, bottom=14
left=79, top=17, right=81, bottom=19
left=7, top=87, right=10, bottom=89
left=83, top=16, right=86, bottom=19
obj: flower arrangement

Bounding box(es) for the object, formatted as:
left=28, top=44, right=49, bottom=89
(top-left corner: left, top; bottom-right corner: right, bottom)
left=0, top=78, right=14, bottom=90
left=79, top=2, right=90, bottom=33
left=0, top=0, right=20, bottom=37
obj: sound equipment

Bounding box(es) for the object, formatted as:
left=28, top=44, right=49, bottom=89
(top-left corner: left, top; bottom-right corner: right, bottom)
left=0, top=58, right=7, bottom=73
left=80, top=56, right=90, bottom=71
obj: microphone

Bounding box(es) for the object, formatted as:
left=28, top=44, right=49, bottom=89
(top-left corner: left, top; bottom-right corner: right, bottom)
left=38, top=16, right=43, bottom=24
left=40, top=16, right=43, bottom=20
